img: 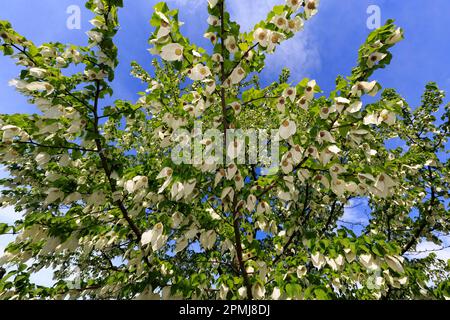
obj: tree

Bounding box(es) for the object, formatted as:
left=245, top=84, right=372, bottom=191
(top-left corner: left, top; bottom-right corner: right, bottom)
left=0, top=0, right=449, bottom=300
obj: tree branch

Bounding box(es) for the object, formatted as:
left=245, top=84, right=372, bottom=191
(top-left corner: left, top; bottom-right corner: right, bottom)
left=219, top=0, right=252, bottom=300
left=91, top=81, right=143, bottom=240
left=273, top=183, right=310, bottom=264
left=223, top=43, right=258, bottom=81
left=13, top=139, right=97, bottom=153
left=401, top=167, right=436, bottom=255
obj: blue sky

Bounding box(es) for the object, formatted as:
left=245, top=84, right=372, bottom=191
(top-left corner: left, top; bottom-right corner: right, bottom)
left=1, top=0, right=450, bottom=113
left=1, top=0, right=450, bottom=285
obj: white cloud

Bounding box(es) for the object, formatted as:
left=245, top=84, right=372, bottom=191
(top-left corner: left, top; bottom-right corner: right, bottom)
left=228, top=0, right=277, bottom=32
left=408, top=239, right=450, bottom=261
left=0, top=206, right=21, bottom=260
left=0, top=205, right=55, bottom=287
left=340, top=199, right=450, bottom=262
left=149, top=0, right=321, bottom=80
left=0, top=167, right=22, bottom=228
left=0, top=205, right=22, bottom=226
left=341, top=198, right=371, bottom=225
left=0, top=167, right=55, bottom=287
left=264, top=32, right=320, bottom=80
left=165, top=0, right=205, bottom=13
left=0, top=234, right=15, bottom=257
left=29, top=267, right=55, bottom=287
left=0, top=166, right=9, bottom=179
left=166, top=0, right=279, bottom=21
left=0, top=206, right=21, bottom=270
left=228, top=0, right=320, bottom=80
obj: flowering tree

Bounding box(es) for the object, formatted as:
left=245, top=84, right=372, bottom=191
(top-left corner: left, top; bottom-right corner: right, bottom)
left=1, top=0, right=449, bottom=300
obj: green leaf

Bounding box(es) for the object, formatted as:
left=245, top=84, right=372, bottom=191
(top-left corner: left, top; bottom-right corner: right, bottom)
left=0, top=223, right=12, bottom=234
